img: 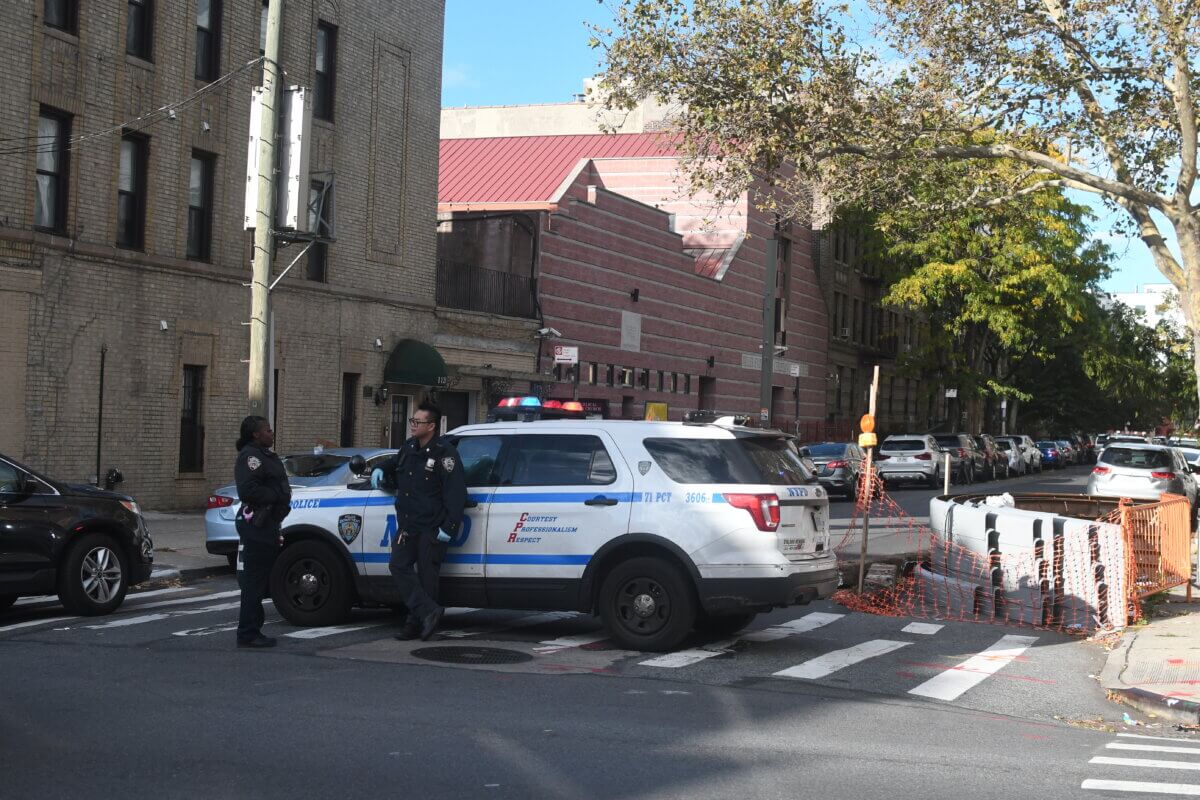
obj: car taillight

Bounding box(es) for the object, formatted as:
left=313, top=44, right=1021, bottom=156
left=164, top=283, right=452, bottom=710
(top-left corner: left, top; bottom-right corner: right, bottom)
left=1151, top=471, right=1176, bottom=480
left=1092, top=466, right=1110, bottom=475
left=914, top=452, right=932, bottom=460
left=723, top=493, right=781, bottom=532
left=207, top=494, right=235, bottom=509
left=826, top=460, right=848, bottom=469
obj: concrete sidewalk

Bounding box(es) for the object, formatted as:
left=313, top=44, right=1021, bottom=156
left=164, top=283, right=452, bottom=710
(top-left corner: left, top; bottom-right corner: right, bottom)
left=1101, top=584, right=1200, bottom=725
left=143, top=511, right=232, bottom=580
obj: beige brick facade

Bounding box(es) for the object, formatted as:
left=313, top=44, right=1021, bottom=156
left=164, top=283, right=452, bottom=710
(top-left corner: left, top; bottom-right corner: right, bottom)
left=0, top=1, right=537, bottom=509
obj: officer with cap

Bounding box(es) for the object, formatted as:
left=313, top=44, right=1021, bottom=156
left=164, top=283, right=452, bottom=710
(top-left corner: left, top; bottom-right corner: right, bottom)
left=372, top=401, right=466, bottom=641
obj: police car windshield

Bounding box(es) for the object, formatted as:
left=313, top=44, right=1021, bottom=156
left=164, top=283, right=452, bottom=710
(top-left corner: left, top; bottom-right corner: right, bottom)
left=643, top=436, right=814, bottom=485
left=283, top=454, right=351, bottom=478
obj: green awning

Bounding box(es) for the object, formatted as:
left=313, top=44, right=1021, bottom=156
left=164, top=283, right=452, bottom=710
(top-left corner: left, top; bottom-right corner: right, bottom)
left=383, top=338, right=449, bottom=387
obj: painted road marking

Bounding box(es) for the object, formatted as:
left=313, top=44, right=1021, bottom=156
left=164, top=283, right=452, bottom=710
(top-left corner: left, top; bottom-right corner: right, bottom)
left=0, top=616, right=74, bottom=633
left=534, top=634, right=611, bottom=654
left=1091, top=756, right=1200, bottom=771
left=14, top=585, right=194, bottom=608
left=901, top=622, right=943, bottom=635
left=284, top=623, right=388, bottom=639
left=907, top=634, right=1038, bottom=701
left=640, top=640, right=739, bottom=668
left=773, top=639, right=910, bottom=680
left=1119, top=734, right=1200, bottom=744
left=1108, top=743, right=1200, bottom=756
left=740, top=612, right=844, bottom=643
left=440, top=610, right=579, bottom=639
left=1080, top=779, right=1200, bottom=795
left=86, top=600, right=242, bottom=629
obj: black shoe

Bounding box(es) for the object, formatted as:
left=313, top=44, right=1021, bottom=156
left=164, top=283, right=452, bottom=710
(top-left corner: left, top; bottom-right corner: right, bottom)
left=420, top=607, right=444, bottom=641
left=236, top=634, right=277, bottom=649
left=394, top=628, right=420, bottom=641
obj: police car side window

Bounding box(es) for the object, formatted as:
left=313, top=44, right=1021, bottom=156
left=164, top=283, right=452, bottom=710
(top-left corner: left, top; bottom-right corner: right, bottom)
left=503, top=435, right=616, bottom=487
left=453, top=435, right=502, bottom=487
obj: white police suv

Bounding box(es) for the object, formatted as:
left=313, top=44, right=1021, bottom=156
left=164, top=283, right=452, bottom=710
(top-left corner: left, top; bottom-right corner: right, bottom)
left=267, top=407, right=837, bottom=651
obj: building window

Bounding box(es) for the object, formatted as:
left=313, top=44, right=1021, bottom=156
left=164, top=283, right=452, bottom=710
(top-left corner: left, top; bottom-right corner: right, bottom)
left=258, top=0, right=268, bottom=54
left=314, top=21, right=337, bottom=121
left=179, top=365, right=206, bottom=473
left=126, top=0, right=153, bottom=60
left=340, top=373, right=358, bottom=447
left=44, top=0, right=77, bottom=33
left=670, top=373, right=678, bottom=393
left=195, top=0, right=220, bottom=80
left=684, top=374, right=691, bottom=395
left=187, top=151, right=214, bottom=261
left=306, top=179, right=332, bottom=281
left=34, top=108, right=70, bottom=233
left=657, top=371, right=664, bottom=392
left=117, top=133, right=148, bottom=249
left=604, top=364, right=614, bottom=387
left=587, top=362, right=597, bottom=385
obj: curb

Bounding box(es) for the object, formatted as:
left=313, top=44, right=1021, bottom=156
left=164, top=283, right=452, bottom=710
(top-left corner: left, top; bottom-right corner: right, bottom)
left=1100, top=631, right=1200, bottom=725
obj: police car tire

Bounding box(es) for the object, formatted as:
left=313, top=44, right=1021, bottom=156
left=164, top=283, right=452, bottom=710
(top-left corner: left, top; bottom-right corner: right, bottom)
left=57, top=533, right=129, bottom=616
left=270, top=540, right=353, bottom=627
left=0, top=594, right=16, bottom=611
left=599, top=557, right=697, bottom=652
left=694, top=611, right=757, bottom=637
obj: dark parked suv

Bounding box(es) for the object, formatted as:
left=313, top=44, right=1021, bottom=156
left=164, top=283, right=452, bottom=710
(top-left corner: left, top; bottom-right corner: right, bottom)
left=0, top=453, right=154, bottom=615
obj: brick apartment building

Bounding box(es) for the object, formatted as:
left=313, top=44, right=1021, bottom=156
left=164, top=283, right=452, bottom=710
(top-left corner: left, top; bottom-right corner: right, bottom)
left=0, top=0, right=533, bottom=508
left=437, top=132, right=828, bottom=426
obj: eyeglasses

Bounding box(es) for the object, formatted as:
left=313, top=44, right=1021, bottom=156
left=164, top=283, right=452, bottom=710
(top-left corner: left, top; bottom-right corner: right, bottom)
left=408, top=418, right=434, bottom=426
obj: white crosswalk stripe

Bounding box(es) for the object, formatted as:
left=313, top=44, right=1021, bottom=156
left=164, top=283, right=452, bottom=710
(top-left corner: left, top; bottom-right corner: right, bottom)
left=284, top=623, right=388, bottom=639
left=773, top=639, right=910, bottom=680
left=1080, top=779, right=1200, bottom=795
left=440, top=610, right=579, bottom=638
left=907, top=634, right=1037, bottom=701
left=1081, top=734, right=1200, bottom=795
left=86, top=600, right=243, bottom=629
left=534, top=633, right=611, bottom=654
left=639, top=640, right=738, bottom=668
left=739, top=611, right=843, bottom=642
left=0, top=616, right=74, bottom=633
left=901, top=622, right=943, bottom=635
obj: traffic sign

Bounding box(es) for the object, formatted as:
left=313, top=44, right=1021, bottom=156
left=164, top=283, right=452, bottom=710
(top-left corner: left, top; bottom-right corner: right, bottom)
left=859, top=414, right=875, bottom=433
left=553, top=345, right=578, bottom=365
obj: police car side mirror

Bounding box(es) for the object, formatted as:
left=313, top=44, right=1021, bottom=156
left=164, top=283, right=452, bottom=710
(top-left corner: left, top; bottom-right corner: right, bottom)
left=348, top=455, right=367, bottom=475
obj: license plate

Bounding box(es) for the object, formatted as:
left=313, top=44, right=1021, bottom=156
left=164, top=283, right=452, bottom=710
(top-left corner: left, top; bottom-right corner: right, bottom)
left=894, top=456, right=911, bottom=462
left=782, top=538, right=807, bottom=552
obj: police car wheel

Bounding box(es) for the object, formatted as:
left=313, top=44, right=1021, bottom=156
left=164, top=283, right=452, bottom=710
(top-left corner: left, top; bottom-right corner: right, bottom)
left=57, top=533, right=129, bottom=615
left=694, top=611, right=756, bottom=637
left=599, top=557, right=696, bottom=652
left=0, top=594, right=16, bottom=611
left=270, top=540, right=352, bottom=627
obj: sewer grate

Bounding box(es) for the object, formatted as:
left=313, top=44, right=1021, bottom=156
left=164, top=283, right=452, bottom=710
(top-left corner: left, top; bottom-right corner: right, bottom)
left=411, top=646, right=533, bottom=665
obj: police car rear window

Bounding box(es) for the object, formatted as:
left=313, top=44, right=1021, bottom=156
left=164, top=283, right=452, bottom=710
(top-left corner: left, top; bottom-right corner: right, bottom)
left=643, top=437, right=813, bottom=485
left=283, top=454, right=350, bottom=477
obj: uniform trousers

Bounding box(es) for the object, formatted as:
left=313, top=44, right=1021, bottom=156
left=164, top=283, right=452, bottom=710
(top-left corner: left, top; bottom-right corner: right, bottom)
left=388, top=528, right=447, bottom=626
left=236, top=520, right=281, bottom=642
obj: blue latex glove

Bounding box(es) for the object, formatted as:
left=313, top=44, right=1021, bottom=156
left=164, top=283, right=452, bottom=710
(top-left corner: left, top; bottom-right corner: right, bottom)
left=436, top=528, right=452, bottom=543
left=370, top=468, right=384, bottom=490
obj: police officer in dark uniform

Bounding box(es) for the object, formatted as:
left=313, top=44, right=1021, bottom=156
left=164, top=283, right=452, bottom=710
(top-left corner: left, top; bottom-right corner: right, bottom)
left=372, top=401, right=466, bottom=641
left=233, top=415, right=291, bottom=649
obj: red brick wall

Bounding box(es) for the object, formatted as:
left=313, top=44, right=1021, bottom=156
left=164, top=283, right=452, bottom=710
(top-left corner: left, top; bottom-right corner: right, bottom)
left=536, top=169, right=827, bottom=425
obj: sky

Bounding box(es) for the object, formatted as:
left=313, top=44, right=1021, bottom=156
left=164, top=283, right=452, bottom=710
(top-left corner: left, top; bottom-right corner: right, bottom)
left=442, top=0, right=1165, bottom=294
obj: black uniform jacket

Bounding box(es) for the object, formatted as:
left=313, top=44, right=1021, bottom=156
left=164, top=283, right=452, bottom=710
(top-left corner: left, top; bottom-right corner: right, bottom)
left=377, top=436, right=467, bottom=537
left=234, top=444, right=292, bottom=542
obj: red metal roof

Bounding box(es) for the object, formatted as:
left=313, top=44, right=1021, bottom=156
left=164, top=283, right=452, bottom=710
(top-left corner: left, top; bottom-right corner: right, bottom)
left=438, top=133, right=676, bottom=205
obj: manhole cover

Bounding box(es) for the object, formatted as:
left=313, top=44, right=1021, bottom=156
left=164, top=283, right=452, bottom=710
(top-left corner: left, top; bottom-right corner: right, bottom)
left=411, top=646, right=533, bottom=665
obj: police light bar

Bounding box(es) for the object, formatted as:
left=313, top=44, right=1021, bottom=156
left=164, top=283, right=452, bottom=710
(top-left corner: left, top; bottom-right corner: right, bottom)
left=496, top=396, right=543, bottom=408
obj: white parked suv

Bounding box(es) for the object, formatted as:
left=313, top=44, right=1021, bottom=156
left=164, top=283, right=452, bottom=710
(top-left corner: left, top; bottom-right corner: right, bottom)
left=876, top=434, right=946, bottom=488
left=262, top=416, right=837, bottom=651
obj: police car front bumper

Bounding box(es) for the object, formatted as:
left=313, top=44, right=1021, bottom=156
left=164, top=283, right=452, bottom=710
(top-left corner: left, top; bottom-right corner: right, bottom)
left=696, top=563, right=839, bottom=613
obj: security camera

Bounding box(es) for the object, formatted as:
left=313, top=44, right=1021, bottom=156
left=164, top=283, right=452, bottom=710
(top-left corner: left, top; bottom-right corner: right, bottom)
left=536, top=327, right=562, bottom=338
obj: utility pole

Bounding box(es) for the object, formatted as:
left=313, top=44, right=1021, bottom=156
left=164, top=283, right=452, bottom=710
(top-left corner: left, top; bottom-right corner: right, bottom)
left=248, top=0, right=283, bottom=417
left=759, top=238, right=778, bottom=427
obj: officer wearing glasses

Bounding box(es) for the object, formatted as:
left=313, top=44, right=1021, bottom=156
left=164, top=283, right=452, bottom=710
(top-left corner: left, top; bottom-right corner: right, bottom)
left=371, top=401, right=466, bottom=641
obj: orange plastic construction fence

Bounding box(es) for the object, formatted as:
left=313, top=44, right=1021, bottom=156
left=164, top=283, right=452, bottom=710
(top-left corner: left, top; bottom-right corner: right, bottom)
left=832, top=468, right=1194, bottom=633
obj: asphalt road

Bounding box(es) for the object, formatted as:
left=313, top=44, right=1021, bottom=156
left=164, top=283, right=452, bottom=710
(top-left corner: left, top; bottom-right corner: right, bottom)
left=3, top=463, right=1193, bottom=799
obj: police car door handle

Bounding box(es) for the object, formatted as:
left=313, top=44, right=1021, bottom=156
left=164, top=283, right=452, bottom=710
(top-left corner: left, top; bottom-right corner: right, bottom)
left=584, top=495, right=619, bottom=506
